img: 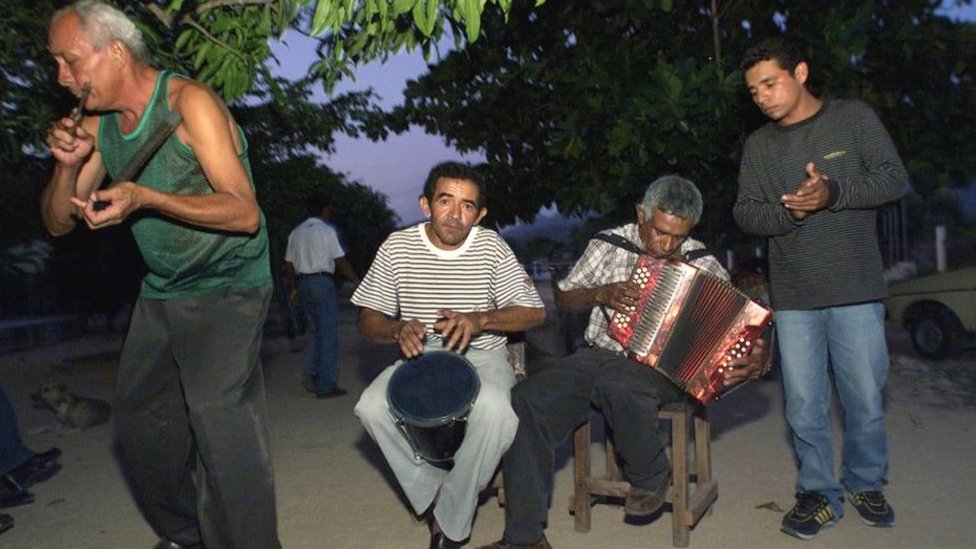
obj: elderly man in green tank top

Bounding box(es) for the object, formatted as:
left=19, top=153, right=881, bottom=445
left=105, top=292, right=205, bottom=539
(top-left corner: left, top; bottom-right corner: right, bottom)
left=42, top=2, right=279, bottom=548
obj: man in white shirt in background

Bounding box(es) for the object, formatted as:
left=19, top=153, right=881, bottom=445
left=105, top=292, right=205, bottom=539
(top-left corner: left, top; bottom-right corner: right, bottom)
left=284, top=193, right=360, bottom=398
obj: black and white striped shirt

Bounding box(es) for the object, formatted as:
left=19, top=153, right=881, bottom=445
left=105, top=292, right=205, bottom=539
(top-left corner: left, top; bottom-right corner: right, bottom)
left=352, top=223, right=544, bottom=350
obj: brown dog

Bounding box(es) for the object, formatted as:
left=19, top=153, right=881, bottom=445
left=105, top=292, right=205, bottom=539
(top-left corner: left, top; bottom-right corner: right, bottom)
left=31, top=382, right=111, bottom=429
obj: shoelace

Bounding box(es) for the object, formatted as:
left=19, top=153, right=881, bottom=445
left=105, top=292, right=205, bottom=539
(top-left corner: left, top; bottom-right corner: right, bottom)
left=794, top=492, right=827, bottom=515
left=852, top=491, right=885, bottom=506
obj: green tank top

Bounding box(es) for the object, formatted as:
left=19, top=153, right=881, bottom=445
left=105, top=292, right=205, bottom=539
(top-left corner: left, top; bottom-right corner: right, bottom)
left=98, top=71, right=270, bottom=298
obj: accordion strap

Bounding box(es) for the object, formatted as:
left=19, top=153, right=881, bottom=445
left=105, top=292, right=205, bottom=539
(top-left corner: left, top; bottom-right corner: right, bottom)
left=683, top=248, right=715, bottom=262
left=590, top=232, right=716, bottom=264
left=592, top=232, right=644, bottom=255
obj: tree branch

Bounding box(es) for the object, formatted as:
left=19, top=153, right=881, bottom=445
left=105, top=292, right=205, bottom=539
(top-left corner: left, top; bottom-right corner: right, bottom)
left=710, top=0, right=722, bottom=71
left=145, top=2, right=262, bottom=62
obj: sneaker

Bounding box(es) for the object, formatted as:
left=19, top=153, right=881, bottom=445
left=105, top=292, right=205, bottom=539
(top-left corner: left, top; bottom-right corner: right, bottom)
left=476, top=536, right=552, bottom=549
left=847, top=490, right=894, bottom=527
left=781, top=492, right=839, bottom=540
left=624, top=473, right=671, bottom=517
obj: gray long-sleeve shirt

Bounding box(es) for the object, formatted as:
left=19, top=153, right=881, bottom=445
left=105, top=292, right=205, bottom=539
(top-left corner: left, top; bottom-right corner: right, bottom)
left=734, top=97, right=909, bottom=310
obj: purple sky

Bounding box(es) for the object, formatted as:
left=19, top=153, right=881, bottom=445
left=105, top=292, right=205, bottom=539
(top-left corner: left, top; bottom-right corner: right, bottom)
left=270, top=3, right=975, bottom=225
left=271, top=34, right=479, bottom=226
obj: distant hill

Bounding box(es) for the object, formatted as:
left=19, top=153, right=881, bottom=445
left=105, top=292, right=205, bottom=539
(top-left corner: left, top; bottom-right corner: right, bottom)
left=394, top=211, right=589, bottom=245
left=500, top=212, right=590, bottom=245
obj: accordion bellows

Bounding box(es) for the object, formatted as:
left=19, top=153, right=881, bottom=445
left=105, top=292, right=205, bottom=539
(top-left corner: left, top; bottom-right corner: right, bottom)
left=608, top=255, right=772, bottom=405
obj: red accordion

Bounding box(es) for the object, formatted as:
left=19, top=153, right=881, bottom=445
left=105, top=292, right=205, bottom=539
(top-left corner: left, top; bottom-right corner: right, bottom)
left=608, top=255, right=772, bottom=405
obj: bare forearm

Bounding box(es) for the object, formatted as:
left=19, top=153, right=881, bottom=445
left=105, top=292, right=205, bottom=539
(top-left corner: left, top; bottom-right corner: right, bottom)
left=356, top=308, right=401, bottom=344
left=41, top=164, right=85, bottom=236
left=472, top=306, right=545, bottom=333
left=555, top=286, right=603, bottom=312
left=138, top=186, right=260, bottom=234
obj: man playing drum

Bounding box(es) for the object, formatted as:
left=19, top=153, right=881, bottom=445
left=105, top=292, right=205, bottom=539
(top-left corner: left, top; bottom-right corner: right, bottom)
left=352, top=161, right=546, bottom=549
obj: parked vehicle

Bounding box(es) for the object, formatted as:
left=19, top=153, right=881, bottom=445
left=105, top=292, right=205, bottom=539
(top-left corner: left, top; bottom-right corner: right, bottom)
left=886, top=266, right=976, bottom=358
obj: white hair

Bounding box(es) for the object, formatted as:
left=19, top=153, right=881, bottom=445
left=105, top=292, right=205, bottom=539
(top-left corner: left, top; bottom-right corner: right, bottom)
left=640, top=175, right=703, bottom=224
left=52, top=1, right=149, bottom=62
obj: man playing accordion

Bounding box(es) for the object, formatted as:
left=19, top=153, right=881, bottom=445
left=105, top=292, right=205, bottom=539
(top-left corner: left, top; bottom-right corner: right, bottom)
left=480, top=175, right=769, bottom=549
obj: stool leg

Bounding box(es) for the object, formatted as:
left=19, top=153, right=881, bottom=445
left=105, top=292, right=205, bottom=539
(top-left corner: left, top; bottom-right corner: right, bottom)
left=604, top=425, right=619, bottom=481
left=572, top=422, right=592, bottom=532
left=670, top=411, right=690, bottom=548
left=694, top=408, right=713, bottom=516
left=496, top=470, right=506, bottom=507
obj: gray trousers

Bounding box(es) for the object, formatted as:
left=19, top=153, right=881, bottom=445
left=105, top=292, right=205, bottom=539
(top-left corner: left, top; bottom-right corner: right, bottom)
left=114, top=286, right=280, bottom=549
left=355, top=345, right=518, bottom=542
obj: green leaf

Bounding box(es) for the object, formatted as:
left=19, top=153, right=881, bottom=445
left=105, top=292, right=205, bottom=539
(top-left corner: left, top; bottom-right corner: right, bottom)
left=425, top=0, right=439, bottom=34
left=461, top=0, right=482, bottom=43
left=175, top=30, right=194, bottom=52
left=394, top=0, right=419, bottom=15
left=193, top=41, right=212, bottom=72
left=167, top=0, right=186, bottom=15
left=311, top=1, right=337, bottom=35
left=412, top=0, right=430, bottom=35
left=260, top=5, right=272, bottom=35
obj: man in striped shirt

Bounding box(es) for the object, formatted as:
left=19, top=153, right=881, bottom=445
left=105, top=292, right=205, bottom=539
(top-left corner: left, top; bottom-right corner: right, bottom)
left=352, top=162, right=545, bottom=549
left=480, top=175, right=769, bottom=549
left=736, top=38, right=908, bottom=540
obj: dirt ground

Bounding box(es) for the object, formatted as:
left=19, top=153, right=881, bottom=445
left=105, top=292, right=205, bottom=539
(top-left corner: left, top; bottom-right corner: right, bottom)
left=1, top=290, right=975, bottom=549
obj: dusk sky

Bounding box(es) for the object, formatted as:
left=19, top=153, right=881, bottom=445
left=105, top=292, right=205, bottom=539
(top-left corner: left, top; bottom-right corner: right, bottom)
left=270, top=3, right=975, bottom=226
left=270, top=35, right=478, bottom=226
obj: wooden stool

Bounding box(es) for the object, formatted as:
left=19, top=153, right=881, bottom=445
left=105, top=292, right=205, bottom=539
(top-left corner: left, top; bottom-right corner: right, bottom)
left=569, top=400, right=717, bottom=547
left=490, top=338, right=527, bottom=507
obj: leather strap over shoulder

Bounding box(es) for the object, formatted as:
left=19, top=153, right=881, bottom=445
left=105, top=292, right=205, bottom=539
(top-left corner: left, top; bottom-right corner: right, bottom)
left=591, top=232, right=644, bottom=255
left=591, top=231, right=715, bottom=264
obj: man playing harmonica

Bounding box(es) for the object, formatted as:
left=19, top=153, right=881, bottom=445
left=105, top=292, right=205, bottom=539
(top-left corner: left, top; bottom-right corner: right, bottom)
left=480, top=175, right=769, bottom=549
left=42, top=2, right=278, bottom=548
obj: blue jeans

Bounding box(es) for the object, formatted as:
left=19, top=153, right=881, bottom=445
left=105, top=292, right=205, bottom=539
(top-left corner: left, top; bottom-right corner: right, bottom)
left=0, top=385, right=33, bottom=475
left=299, top=275, right=339, bottom=392
left=776, top=302, right=890, bottom=516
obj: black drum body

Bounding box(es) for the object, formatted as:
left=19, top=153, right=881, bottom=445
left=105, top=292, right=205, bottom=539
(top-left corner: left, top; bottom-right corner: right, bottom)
left=387, top=351, right=480, bottom=464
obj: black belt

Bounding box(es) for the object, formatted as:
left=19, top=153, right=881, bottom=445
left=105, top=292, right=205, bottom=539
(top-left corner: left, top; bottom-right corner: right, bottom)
left=298, top=271, right=334, bottom=279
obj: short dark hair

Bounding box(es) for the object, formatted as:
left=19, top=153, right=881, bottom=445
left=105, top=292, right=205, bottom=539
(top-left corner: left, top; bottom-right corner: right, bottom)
left=740, top=37, right=803, bottom=75
left=422, top=161, right=487, bottom=210
left=305, top=192, right=332, bottom=217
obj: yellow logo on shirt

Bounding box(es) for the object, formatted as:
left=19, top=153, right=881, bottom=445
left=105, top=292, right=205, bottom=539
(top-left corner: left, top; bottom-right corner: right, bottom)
left=823, top=151, right=847, bottom=160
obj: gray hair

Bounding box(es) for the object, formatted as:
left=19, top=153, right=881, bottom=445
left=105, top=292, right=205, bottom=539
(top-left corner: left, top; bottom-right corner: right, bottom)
left=52, top=1, right=149, bottom=62
left=639, top=175, right=703, bottom=224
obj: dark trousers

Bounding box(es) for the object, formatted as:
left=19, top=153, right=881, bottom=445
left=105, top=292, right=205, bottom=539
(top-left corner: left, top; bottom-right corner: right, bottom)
left=0, top=385, right=33, bottom=475
left=502, top=347, right=683, bottom=544
left=114, top=286, right=280, bottom=549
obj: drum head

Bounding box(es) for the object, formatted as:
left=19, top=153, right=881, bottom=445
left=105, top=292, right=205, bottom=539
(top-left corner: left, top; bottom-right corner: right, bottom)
left=387, top=351, right=480, bottom=427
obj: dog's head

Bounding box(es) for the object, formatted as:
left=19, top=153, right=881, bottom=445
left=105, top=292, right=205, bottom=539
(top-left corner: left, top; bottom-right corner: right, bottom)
left=31, top=381, right=71, bottom=411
